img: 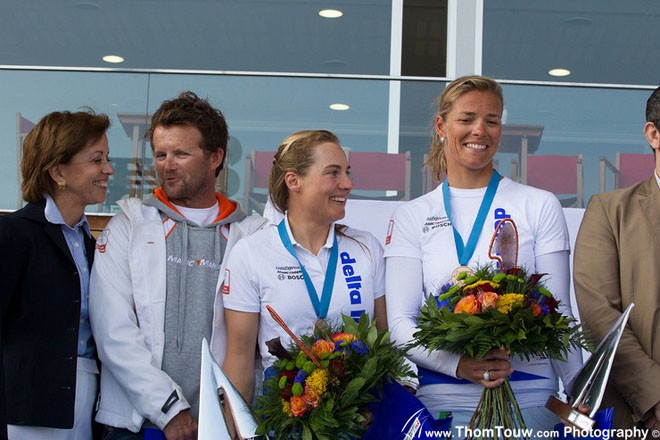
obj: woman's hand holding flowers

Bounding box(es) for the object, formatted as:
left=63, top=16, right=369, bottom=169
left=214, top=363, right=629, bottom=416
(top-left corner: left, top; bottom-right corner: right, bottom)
left=456, top=348, right=512, bottom=389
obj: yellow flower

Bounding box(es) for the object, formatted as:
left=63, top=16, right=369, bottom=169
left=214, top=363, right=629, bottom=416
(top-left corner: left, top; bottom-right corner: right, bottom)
left=495, top=293, right=524, bottom=314
left=282, top=400, right=293, bottom=417
left=463, top=280, right=500, bottom=294
left=305, top=368, right=329, bottom=395
left=332, top=332, right=357, bottom=343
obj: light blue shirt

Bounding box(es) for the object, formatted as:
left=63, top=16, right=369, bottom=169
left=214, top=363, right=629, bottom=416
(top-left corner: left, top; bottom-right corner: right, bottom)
left=44, top=195, right=95, bottom=358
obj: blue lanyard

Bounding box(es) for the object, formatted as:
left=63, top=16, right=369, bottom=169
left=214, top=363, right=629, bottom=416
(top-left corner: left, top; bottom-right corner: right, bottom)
left=441, top=170, right=500, bottom=266
left=277, top=220, right=338, bottom=319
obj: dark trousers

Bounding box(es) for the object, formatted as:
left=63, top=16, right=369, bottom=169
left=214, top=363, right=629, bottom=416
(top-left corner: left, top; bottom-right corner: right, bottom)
left=100, top=425, right=143, bottom=440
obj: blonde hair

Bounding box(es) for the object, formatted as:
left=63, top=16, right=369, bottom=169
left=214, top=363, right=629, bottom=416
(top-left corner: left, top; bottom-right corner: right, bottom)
left=21, top=110, right=110, bottom=202
left=426, top=75, right=503, bottom=181
left=269, top=130, right=340, bottom=213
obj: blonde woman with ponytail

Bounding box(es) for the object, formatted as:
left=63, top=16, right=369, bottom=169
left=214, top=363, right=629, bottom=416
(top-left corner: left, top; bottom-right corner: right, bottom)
left=222, top=130, right=387, bottom=403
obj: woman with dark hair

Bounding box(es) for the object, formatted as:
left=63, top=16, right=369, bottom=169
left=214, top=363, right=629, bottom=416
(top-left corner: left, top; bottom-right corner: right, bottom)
left=221, top=129, right=387, bottom=403
left=0, top=110, right=114, bottom=439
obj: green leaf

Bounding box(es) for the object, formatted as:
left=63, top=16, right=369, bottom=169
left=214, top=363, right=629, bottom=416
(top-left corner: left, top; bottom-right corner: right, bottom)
left=366, top=322, right=378, bottom=347
left=341, top=315, right=358, bottom=334
left=361, top=356, right=378, bottom=378
left=342, top=377, right=367, bottom=402
left=302, top=424, right=313, bottom=440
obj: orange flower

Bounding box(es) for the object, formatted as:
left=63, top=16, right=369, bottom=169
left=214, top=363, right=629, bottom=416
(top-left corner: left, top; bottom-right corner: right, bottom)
left=311, top=339, right=335, bottom=358
left=477, top=291, right=499, bottom=311
left=302, top=385, right=321, bottom=408
left=530, top=303, right=543, bottom=317
left=290, top=395, right=308, bottom=417
left=332, top=332, right=357, bottom=343
left=454, top=294, right=480, bottom=315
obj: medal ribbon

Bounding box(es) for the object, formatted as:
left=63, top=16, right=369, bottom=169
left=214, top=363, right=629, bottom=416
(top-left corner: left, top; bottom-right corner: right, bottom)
left=277, top=219, right=338, bottom=319
left=441, top=170, right=500, bottom=266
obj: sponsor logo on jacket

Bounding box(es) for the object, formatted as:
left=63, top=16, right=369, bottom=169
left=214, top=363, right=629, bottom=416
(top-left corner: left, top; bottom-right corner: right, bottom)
left=422, top=216, right=451, bottom=233
left=340, top=251, right=366, bottom=322
left=276, top=265, right=303, bottom=280
left=96, top=229, right=110, bottom=253
left=166, top=255, right=221, bottom=270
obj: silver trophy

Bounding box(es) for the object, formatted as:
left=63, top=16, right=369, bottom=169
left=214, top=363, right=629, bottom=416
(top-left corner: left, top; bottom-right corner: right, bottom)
left=546, top=302, right=635, bottom=430
left=198, top=338, right=263, bottom=439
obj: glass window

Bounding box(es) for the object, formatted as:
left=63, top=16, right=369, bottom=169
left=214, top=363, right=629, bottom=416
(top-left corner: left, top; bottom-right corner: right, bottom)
left=399, top=80, right=653, bottom=205
left=147, top=74, right=390, bottom=212
left=0, top=70, right=391, bottom=212
left=402, top=0, right=448, bottom=77
left=1, top=0, right=393, bottom=75
left=0, top=70, right=149, bottom=211
left=483, top=0, right=660, bottom=85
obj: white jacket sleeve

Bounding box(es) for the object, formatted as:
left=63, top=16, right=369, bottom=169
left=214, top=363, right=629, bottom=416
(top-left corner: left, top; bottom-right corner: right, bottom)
left=536, top=250, right=584, bottom=392
left=386, top=256, right=462, bottom=377
left=90, top=211, right=189, bottom=430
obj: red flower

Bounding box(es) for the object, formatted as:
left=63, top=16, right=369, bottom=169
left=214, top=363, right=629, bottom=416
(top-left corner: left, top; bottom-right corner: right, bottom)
left=328, top=358, right=345, bottom=380
left=506, top=268, right=524, bottom=277
left=280, top=370, right=296, bottom=382
left=279, top=370, right=296, bottom=400
left=544, top=295, right=559, bottom=314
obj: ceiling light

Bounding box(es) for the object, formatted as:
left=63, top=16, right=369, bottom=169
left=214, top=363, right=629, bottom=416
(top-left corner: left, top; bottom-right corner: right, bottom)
left=103, top=55, right=124, bottom=64
left=73, top=1, right=100, bottom=10
left=323, top=59, right=348, bottom=68
left=563, top=16, right=592, bottom=26
left=548, top=68, right=571, bottom=77
left=330, top=103, right=350, bottom=111
left=319, top=9, right=343, bottom=18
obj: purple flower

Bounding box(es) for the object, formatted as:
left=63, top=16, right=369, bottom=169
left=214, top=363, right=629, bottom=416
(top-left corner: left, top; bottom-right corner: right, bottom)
left=350, top=341, right=368, bottom=355
left=528, top=289, right=557, bottom=316
left=294, top=369, right=308, bottom=384
left=436, top=296, right=453, bottom=311
left=437, top=283, right=453, bottom=295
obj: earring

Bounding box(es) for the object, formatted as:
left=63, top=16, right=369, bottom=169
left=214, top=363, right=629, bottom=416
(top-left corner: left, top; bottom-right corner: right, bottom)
left=57, top=181, right=66, bottom=191
left=440, top=136, right=445, bottom=143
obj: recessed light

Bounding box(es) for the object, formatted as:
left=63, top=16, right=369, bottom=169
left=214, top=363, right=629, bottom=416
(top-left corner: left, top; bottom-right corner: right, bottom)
left=323, top=60, right=348, bottom=68
left=103, top=55, right=124, bottom=64
left=548, top=68, right=571, bottom=77
left=330, top=103, right=350, bottom=111
left=73, top=1, right=99, bottom=11
left=319, top=9, right=343, bottom=18
left=563, top=16, right=592, bottom=26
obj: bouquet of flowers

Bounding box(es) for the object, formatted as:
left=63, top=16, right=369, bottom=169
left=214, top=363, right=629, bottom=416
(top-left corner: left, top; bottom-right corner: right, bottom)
left=411, top=264, right=592, bottom=438
left=256, top=308, right=414, bottom=440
